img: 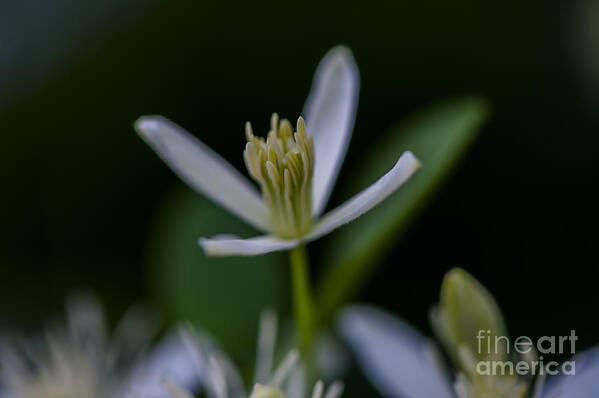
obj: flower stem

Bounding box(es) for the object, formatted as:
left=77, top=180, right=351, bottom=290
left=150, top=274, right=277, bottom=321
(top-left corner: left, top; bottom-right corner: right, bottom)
left=289, top=244, right=314, bottom=352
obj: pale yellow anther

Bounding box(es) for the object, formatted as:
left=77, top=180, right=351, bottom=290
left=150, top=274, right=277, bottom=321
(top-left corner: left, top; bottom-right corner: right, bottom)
left=271, top=113, right=279, bottom=133
left=243, top=113, right=315, bottom=239
left=245, top=121, right=254, bottom=141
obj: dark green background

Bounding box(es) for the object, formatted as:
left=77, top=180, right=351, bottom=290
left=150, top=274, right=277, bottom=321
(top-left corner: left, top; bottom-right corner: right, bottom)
left=1, top=0, right=598, bottom=385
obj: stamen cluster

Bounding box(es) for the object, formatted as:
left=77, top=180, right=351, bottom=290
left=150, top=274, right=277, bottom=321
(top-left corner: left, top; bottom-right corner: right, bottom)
left=244, top=114, right=314, bottom=239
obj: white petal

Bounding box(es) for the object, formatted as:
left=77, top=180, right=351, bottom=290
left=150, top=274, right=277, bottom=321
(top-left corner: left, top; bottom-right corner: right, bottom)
left=303, top=46, right=360, bottom=216
left=285, top=365, right=306, bottom=398
left=122, top=331, right=200, bottom=398
left=135, top=116, right=270, bottom=231
left=66, top=291, right=108, bottom=348
left=254, top=310, right=278, bottom=384
left=542, top=346, right=599, bottom=398
left=271, top=350, right=300, bottom=387
left=323, top=382, right=344, bottom=398
left=110, top=305, right=160, bottom=370
left=337, top=305, right=455, bottom=398
left=310, top=380, right=324, bottom=398
left=179, top=326, right=246, bottom=398
left=530, top=373, right=546, bottom=398
left=199, top=234, right=299, bottom=256
left=306, top=151, right=420, bottom=241
left=313, top=332, right=351, bottom=380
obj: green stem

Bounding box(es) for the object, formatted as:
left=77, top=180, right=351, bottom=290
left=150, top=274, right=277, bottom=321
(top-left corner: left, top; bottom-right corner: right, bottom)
left=289, top=244, right=314, bottom=352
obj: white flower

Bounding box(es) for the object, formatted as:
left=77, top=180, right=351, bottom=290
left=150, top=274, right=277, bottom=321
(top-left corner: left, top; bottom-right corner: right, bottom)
left=0, top=293, right=198, bottom=398
left=162, top=310, right=344, bottom=398
left=134, top=46, right=421, bottom=256
left=337, top=307, right=599, bottom=398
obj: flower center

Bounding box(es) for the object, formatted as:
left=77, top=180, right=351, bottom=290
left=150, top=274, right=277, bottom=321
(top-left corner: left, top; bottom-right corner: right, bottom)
left=454, top=347, right=530, bottom=398
left=455, top=372, right=529, bottom=398
left=249, top=384, right=288, bottom=398
left=244, top=113, right=314, bottom=239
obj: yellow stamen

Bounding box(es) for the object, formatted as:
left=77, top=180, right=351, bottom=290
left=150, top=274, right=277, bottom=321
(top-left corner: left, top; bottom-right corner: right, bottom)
left=244, top=114, right=314, bottom=239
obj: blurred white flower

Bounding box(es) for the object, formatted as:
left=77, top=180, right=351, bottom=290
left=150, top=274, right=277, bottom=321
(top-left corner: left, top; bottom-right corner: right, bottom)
left=0, top=293, right=198, bottom=398
left=135, top=46, right=420, bottom=256
left=162, top=310, right=343, bottom=398
left=337, top=303, right=599, bottom=397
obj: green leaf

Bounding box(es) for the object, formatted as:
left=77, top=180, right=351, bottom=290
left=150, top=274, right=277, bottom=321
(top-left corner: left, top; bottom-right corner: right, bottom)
left=147, top=187, right=289, bottom=358
left=315, top=96, right=491, bottom=322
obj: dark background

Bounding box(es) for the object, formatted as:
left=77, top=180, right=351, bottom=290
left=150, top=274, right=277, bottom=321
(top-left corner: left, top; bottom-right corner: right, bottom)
left=1, top=0, right=598, bottom=373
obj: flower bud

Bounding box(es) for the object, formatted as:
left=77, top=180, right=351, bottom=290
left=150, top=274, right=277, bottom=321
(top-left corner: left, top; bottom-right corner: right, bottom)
left=433, top=267, right=508, bottom=372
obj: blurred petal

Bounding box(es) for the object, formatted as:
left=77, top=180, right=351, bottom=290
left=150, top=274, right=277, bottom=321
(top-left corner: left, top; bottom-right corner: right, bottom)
left=303, top=46, right=360, bottom=216
left=314, top=332, right=350, bottom=381
left=122, top=331, right=199, bottom=398
left=323, top=381, right=344, bottom=398
left=135, top=116, right=270, bottom=231
left=271, top=350, right=300, bottom=387
left=337, top=305, right=454, bottom=398
left=199, top=234, right=299, bottom=256
left=530, top=373, right=546, bottom=398
left=306, top=151, right=420, bottom=241
left=285, top=364, right=306, bottom=398
left=179, top=326, right=246, bottom=398
left=66, top=291, right=108, bottom=351
left=542, top=346, right=599, bottom=398
left=110, top=305, right=160, bottom=371
left=254, top=310, right=278, bottom=384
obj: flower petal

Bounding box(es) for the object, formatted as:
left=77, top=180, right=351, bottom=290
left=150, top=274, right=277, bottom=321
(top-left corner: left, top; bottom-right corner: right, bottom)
left=337, top=305, right=455, bottom=398
left=199, top=234, right=299, bottom=256
left=254, top=309, right=278, bottom=384
left=135, top=116, right=270, bottom=232
left=122, top=331, right=200, bottom=398
left=303, top=46, right=360, bottom=216
left=542, top=346, right=599, bottom=398
left=306, top=151, right=420, bottom=241
left=179, top=325, right=246, bottom=398
left=285, top=364, right=306, bottom=398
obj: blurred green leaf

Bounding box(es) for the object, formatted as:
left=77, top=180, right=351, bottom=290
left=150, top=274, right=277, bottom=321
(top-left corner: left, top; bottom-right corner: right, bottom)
left=315, top=96, right=491, bottom=322
left=147, top=187, right=289, bottom=359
